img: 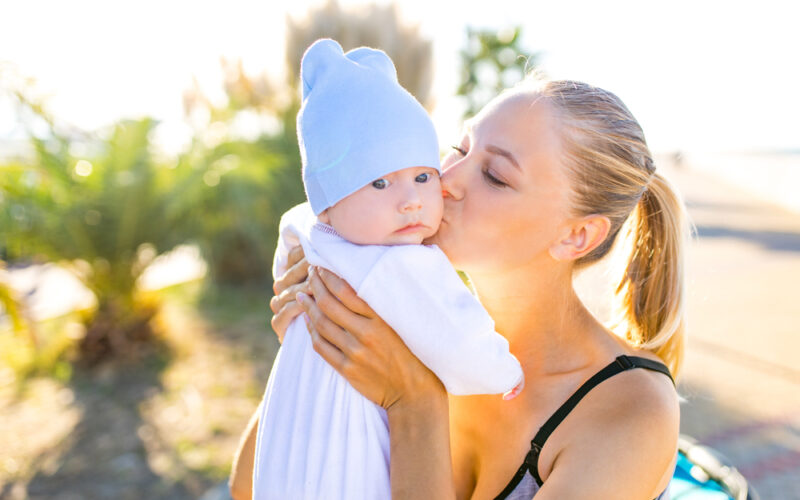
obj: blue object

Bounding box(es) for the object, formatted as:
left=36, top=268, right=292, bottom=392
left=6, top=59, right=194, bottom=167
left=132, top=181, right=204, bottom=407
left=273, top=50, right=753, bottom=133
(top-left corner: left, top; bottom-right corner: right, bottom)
left=670, top=451, right=731, bottom=499
left=297, top=39, right=441, bottom=215
left=669, top=435, right=756, bottom=500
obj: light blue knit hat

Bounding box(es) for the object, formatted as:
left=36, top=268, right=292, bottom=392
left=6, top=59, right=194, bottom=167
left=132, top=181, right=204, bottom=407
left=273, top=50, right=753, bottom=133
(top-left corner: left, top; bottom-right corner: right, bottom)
left=297, top=39, right=441, bottom=215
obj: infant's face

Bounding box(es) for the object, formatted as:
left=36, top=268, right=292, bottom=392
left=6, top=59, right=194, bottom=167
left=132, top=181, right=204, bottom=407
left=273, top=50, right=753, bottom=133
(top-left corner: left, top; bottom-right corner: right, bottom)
left=320, top=166, right=443, bottom=245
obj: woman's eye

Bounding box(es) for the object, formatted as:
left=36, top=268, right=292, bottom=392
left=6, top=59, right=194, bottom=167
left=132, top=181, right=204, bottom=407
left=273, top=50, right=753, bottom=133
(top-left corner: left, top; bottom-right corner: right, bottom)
left=451, top=145, right=467, bottom=156
left=483, top=168, right=506, bottom=187
left=415, top=173, right=429, bottom=183
left=372, top=179, right=388, bottom=189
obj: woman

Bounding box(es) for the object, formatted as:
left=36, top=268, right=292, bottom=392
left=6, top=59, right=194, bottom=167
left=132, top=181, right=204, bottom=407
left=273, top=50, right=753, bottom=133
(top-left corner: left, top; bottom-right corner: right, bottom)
left=231, top=78, right=688, bottom=499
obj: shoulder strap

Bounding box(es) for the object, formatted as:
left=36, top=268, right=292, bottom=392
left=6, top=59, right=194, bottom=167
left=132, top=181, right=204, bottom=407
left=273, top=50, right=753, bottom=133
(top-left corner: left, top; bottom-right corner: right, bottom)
left=494, top=355, right=674, bottom=498
left=528, top=355, right=674, bottom=485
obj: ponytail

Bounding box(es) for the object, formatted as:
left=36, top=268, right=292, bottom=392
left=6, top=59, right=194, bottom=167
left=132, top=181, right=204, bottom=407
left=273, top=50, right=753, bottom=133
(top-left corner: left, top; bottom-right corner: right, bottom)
left=612, top=172, right=688, bottom=378
left=520, top=79, right=691, bottom=379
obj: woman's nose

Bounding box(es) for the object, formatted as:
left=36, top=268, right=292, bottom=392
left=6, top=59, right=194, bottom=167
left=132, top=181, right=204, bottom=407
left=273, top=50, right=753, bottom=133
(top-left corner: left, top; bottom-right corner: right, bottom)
left=440, top=162, right=465, bottom=200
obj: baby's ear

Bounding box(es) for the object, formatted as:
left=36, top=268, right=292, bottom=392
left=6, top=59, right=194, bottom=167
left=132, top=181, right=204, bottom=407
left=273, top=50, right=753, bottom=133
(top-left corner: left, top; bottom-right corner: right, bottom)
left=345, top=47, right=398, bottom=83
left=300, top=38, right=344, bottom=100
left=317, top=209, right=331, bottom=224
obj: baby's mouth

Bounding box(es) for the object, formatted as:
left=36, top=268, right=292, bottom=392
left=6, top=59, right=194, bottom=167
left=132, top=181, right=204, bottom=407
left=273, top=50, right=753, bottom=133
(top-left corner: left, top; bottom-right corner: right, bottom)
left=396, top=223, right=425, bottom=233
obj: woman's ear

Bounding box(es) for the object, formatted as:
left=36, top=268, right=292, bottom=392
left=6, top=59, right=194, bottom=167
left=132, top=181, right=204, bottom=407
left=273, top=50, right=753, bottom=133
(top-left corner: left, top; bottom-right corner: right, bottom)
left=549, top=215, right=611, bottom=261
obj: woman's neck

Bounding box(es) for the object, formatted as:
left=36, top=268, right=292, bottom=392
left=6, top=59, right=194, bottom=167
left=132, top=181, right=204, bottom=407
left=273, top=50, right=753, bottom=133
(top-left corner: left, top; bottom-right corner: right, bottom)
left=467, top=262, right=605, bottom=372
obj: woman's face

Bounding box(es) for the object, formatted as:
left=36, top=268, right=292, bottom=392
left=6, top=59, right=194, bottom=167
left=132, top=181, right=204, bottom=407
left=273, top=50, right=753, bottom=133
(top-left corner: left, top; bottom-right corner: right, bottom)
left=425, top=91, right=576, bottom=274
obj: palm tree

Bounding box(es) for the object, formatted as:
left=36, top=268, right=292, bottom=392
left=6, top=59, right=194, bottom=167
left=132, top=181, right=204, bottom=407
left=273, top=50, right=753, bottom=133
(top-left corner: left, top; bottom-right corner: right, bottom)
left=2, top=89, right=202, bottom=365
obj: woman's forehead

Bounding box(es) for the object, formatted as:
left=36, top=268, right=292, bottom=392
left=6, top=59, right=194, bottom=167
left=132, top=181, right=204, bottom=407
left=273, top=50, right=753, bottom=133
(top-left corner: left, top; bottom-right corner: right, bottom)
left=470, top=92, right=553, bottom=134
left=467, top=92, right=561, bottom=159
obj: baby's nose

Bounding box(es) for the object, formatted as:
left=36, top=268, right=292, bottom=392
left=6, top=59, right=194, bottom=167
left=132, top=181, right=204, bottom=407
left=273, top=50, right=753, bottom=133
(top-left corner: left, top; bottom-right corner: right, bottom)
left=400, top=190, right=423, bottom=212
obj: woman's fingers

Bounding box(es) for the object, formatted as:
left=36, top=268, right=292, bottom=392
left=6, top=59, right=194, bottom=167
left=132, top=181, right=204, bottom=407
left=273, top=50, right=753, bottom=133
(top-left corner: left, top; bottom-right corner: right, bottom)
left=273, top=253, right=309, bottom=296
left=298, top=291, right=358, bottom=357
left=270, top=282, right=311, bottom=315
left=302, top=314, right=347, bottom=373
left=270, top=299, right=304, bottom=343
left=287, top=244, right=306, bottom=270
left=314, top=267, right=375, bottom=318
left=269, top=245, right=309, bottom=343
left=307, top=268, right=372, bottom=337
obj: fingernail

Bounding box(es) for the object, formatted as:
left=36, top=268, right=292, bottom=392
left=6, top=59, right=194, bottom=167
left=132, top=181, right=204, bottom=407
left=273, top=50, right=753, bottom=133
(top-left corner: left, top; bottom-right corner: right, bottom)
left=296, top=291, right=308, bottom=304
left=503, top=388, right=519, bottom=401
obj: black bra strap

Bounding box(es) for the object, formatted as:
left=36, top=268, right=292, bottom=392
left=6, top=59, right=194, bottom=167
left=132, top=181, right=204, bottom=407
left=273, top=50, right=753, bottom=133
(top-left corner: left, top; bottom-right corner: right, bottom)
left=528, top=355, right=674, bottom=485
left=494, top=355, right=674, bottom=498
left=493, top=460, right=531, bottom=499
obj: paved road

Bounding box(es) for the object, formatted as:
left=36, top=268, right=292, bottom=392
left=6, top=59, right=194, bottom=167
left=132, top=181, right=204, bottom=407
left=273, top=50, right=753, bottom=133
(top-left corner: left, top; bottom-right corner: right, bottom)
left=667, top=163, right=800, bottom=499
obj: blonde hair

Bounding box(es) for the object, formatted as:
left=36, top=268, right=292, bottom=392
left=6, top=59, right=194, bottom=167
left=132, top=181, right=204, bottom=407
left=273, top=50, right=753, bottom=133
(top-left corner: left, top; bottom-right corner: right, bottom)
left=519, top=79, right=689, bottom=378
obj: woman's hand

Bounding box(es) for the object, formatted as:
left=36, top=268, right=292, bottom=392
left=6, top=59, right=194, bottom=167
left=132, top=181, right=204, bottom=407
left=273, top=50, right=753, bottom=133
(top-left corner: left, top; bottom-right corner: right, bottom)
left=297, top=266, right=456, bottom=499
left=296, top=265, right=445, bottom=410
left=269, top=245, right=310, bottom=343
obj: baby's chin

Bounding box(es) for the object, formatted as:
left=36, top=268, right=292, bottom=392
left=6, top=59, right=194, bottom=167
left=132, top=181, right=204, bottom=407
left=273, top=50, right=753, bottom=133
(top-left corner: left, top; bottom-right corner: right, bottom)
left=422, top=231, right=440, bottom=246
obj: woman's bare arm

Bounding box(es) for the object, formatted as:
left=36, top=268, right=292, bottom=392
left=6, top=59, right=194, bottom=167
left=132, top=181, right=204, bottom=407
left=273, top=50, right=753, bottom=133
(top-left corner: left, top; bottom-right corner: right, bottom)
left=298, top=266, right=456, bottom=499
left=228, top=408, right=259, bottom=500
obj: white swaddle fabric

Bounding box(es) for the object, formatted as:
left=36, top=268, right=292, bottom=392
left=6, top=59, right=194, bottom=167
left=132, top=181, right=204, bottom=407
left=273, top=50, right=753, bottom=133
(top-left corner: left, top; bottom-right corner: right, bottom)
left=253, top=202, right=523, bottom=499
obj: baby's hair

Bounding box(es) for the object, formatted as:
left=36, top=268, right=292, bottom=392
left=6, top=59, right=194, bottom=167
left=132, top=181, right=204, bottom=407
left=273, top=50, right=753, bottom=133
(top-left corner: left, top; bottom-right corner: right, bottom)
left=517, top=77, right=689, bottom=378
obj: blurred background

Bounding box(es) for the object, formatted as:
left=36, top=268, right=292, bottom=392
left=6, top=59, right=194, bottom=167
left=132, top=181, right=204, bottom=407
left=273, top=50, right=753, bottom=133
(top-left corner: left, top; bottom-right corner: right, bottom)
left=1, top=0, right=798, bottom=498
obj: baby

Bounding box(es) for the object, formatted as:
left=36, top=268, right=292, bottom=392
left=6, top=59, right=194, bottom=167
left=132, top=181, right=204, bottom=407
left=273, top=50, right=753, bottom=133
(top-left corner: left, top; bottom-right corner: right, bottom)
left=252, top=39, right=524, bottom=499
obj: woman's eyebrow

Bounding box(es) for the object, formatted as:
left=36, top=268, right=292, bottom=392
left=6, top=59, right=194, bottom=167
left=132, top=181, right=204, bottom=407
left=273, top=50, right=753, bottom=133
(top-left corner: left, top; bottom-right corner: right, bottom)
left=486, top=145, right=521, bottom=171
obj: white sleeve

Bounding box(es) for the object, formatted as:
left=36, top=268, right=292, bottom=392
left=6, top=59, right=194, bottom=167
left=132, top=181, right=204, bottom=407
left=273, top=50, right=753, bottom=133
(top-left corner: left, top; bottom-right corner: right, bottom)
left=355, top=245, right=523, bottom=396
left=272, top=203, right=317, bottom=280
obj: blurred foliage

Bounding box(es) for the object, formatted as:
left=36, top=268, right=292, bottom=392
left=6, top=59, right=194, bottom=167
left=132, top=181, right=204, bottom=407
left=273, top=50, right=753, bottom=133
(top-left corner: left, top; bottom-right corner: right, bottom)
left=0, top=263, right=26, bottom=337
left=181, top=0, right=434, bottom=286
left=0, top=312, right=76, bottom=382
left=0, top=1, right=435, bottom=370
left=0, top=261, right=52, bottom=380
left=457, top=26, right=537, bottom=118
left=285, top=0, right=434, bottom=109
left=1, top=86, right=201, bottom=365
left=181, top=71, right=305, bottom=287
left=183, top=128, right=305, bottom=287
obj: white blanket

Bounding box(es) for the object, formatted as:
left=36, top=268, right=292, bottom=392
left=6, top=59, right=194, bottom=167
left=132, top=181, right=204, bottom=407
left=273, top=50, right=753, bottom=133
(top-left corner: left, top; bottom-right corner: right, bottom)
left=253, top=202, right=523, bottom=499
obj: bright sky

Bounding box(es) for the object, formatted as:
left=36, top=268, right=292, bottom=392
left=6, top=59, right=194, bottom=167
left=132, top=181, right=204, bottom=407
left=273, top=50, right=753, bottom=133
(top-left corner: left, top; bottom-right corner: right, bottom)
left=1, top=0, right=798, bottom=154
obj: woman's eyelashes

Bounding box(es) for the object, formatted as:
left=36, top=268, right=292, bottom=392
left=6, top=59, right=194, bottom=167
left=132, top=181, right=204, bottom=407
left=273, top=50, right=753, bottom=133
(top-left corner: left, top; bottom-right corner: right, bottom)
left=482, top=168, right=507, bottom=187
left=450, top=144, right=506, bottom=188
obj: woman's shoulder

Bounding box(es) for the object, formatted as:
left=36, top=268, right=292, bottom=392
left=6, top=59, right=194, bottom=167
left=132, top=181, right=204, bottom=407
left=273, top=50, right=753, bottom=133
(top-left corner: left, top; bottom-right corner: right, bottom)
left=538, top=353, right=679, bottom=496
left=579, top=350, right=679, bottom=436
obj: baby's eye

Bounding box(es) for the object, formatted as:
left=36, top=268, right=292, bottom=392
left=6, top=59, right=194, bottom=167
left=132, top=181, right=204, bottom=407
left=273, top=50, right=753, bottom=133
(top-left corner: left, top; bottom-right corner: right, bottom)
left=415, top=173, right=430, bottom=183
left=372, top=179, right=388, bottom=189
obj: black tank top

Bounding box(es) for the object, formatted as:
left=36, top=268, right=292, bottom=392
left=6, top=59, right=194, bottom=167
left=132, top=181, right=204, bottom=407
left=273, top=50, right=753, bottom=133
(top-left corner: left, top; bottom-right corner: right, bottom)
left=494, top=355, right=675, bottom=499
